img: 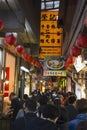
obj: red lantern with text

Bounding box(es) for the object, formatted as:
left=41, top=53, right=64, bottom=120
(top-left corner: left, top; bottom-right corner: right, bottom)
left=4, top=34, right=17, bottom=45
left=70, top=46, right=82, bottom=57
left=15, top=45, right=25, bottom=55
left=76, top=34, right=87, bottom=48
left=0, top=20, right=4, bottom=30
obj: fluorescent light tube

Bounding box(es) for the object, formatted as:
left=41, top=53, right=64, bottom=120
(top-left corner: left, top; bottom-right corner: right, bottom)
left=20, top=66, right=29, bottom=72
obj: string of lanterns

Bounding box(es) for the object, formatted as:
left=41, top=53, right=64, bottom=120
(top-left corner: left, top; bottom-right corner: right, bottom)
left=64, top=17, right=87, bottom=69
left=0, top=19, right=41, bottom=68
left=1, top=17, right=87, bottom=69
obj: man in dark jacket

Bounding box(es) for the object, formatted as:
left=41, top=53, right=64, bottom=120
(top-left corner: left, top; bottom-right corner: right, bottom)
left=9, top=92, right=21, bottom=120
left=68, top=98, right=87, bottom=130
left=65, top=95, right=78, bottom=121
left=12, top=99, right=60, bottom=130
left=60, top=98, right=87, bottom=130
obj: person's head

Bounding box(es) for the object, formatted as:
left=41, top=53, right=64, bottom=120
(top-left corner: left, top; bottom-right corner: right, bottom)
left=24, top=98, right=37, bottom=113
left=37, top=94, right=48, bottom=106
left=53, top=98, right=61, bottom=107
left=23, top=94, right=29, bottom=101
left=9, top=92, right=16, bottom=101
left=76, top=98, right=87, bottom=114
left=42, top=104, right=60, bottom=123
left=68, top=95, right=77, bottom=105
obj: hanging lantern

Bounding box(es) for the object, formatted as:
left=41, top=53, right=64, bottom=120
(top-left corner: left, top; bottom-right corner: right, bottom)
left=66, top=56, right=74, bottom=66
left=22, top=52, right=29, bottom=60
left=64, top=62, right=71, bottom=70
left=34, top=61, right=38, bottom=66
left=0, top=20, right=4, bottom=30
left=4, top=34, right=17, bottom=45
left=28, top=57, right=33, bottom=63
left=27, top=54, right=34, bottom=63
left=70, top=46, right=82, bottom=57
left=76, top=34, right=87, bottom=48
left=64, top=62, right=69, bottom=68
left=36, top=61, right=41, bottom=67
left=15, top=45, right=25, bottom=55
left=32, top=59, right=36, bottom=65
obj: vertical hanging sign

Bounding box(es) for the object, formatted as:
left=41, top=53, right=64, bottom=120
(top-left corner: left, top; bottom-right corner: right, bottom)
left=39, top=11, right=63, bottom=59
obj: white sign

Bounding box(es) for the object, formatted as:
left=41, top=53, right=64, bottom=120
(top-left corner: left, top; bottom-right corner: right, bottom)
left=74, top=55, right=86, bottom=72
left=44, top=70, right=66, bottom=76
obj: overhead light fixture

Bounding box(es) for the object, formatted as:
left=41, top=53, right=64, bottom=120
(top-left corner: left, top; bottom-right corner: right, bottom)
left=20, top=66, right=29, bottom=73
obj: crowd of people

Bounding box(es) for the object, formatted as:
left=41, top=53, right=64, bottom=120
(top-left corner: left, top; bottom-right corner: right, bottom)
left=4, top=89, right=87, bottom=130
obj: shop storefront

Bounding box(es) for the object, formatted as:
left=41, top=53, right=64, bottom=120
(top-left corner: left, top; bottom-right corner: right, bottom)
left=65, top=55, right=87, bottom=99
left=0, top=38, right=31, bottom=114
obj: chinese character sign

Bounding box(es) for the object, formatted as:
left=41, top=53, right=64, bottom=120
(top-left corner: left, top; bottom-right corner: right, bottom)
left=39, top=11, right=63, bottom=59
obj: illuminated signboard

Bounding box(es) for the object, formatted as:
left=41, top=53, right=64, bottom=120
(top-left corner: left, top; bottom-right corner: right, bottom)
left=39, top=11, right=62, bottom=59
left=40, top=33, right=62, bottom=46
left=39, top=47, right=62, bottom=59
left=43, top=56, right=65, bottom=76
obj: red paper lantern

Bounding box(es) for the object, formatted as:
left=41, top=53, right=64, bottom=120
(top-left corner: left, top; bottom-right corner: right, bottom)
left=35, top=61, right=41, bottom=67
left=4, top=34, right=17, bottom=45
left=70, top=46, right=82, bottom=57
left=27, top=56, right=33, bottom=63
left=22, top=52, right=31, bottom=61
left=66, top=56, right=74, bottom=65
left=76, top=34, right=87, bottom=48
left=22, top=52, right=29, bottom=60
left=0, top=20, right=4, bottom=30
left=64, top=62, right=69, bottom=68
left=32, top=59, right=36, bottom=65
left=64, top=62, right=72, bottom=71
left=15, top=45, right=25, bottom=55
